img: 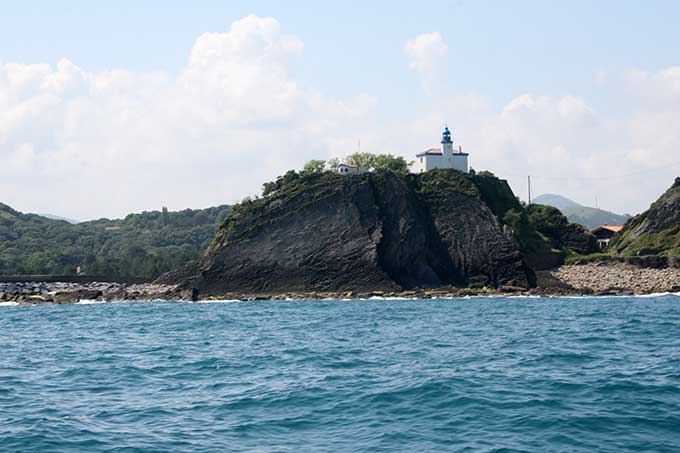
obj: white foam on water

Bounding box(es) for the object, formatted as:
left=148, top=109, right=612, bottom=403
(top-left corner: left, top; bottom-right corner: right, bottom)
left=196, top=299, right=244, bottom=304
left=76, top=299, right=106, bottom=305
left=630, top=292, right=680, bottom=298
left=0, top=301, right=19, bottom=307
left=364, top=296, right=420, bottom=301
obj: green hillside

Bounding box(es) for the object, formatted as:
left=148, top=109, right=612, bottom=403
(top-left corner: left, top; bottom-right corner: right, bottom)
left=0, top=203, right=231, bottom=278
left=610, top=178, right=680, bottom=256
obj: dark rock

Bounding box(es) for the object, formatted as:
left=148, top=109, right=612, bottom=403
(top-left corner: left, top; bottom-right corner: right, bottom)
left=499, top=285, right=525, bottom=293
left=54, top=289, right=103, bottom=304
left=102, top=289, right=128, bottom=301
left=418, top=171, right=530, bottom=288
left=160, top=170, right=533, bottom=296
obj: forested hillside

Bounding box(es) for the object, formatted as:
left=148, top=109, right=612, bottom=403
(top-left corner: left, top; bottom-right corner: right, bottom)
left=0, top=203, right=231, bottom=278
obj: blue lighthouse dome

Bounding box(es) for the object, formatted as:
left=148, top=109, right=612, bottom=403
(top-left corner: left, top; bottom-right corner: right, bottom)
left=441, top=126, right=452, bottom=144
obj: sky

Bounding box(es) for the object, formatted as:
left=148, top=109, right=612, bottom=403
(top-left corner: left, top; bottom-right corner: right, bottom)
left=2, top=1, right=680, bottom=220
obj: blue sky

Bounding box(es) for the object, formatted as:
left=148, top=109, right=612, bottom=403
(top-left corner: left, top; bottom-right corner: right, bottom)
left=2, top=1, right=680, bottom=218
left=4, top=1, right=679, bottom=108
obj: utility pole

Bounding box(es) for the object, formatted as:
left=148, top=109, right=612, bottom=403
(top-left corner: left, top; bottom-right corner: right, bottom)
left=527, top=175, right=532, bottom=205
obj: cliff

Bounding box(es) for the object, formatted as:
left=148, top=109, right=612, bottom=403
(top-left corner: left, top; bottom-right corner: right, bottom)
left=610, top=177, right=680, bottom=256
left=163, top=169, right=536, bottom=296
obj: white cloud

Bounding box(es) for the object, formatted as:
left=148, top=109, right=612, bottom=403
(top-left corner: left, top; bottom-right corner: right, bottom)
left=404, top=32, right=448, bottom=95
left=0, top=15, right=376, bottom=219
left=2, top=21, right=679, bottom=221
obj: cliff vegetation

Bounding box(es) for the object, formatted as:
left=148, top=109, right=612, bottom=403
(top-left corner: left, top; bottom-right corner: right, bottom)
left=610, top=177, right=680, bottom=256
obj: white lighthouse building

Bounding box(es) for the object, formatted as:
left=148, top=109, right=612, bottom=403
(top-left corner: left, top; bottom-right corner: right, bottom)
left=414, top=127, right=469, bottom=173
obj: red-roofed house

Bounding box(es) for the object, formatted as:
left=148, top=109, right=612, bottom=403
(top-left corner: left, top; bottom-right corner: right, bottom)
left=591, top=225, right=624, bottom=249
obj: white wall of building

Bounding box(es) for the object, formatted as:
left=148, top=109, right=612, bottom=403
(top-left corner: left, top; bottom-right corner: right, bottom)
left=452, top=154, right=468, bottom=172
left=414, top=151, right=469, bottom=173
left=338, top=164, right=359, bottom=174
left=415, top=153, right=444, bottom=173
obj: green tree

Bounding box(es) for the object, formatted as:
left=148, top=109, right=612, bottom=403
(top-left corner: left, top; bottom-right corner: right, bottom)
left=302, top=159, right=327, bottom=174
left=344, top=152, right=412, bottom=174
left=345, top=152, right=377, bottom=171
left=373, top=154, right=412, bottom=174
left=327, top=157, right=341, bottom=171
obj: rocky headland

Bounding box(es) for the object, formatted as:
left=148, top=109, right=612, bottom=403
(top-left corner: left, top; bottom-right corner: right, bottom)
left=159, top=169, right=541, bottom=298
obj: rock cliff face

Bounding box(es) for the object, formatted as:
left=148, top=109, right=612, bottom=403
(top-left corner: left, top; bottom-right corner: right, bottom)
left=163, top=170, right=532, bottom=296
left=611, top=177, right=680, bottom=256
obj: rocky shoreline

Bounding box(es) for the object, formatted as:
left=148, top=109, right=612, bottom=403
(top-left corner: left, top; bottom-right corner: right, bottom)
left=2, top=260, right=679, bottom=305
left=552, top=262, right=680, bottom=294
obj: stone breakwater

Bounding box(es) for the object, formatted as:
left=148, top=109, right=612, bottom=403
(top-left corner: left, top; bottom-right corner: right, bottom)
left=0, top=282, right=179, bottom=304
left=552, top=262, right=680, bottom=294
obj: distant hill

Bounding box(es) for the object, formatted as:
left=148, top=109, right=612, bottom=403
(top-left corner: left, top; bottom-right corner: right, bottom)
left=533, top=194, right=630, bottom=230
left=34, top=213, right=79, bottom=224
left=0, top=203, right=231, bottom=278
left=532, top=194, right=579, bottom=211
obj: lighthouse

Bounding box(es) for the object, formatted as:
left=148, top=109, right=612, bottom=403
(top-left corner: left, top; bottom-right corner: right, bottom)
left=414, top=126, right=469, bottom=173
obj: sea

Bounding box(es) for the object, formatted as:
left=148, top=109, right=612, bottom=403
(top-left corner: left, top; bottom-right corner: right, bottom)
left=1, top=295, right=679, bottom=452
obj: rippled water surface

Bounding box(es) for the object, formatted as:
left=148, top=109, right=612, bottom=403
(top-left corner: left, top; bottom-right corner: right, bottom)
left=1, top=295, right=680, bottom=452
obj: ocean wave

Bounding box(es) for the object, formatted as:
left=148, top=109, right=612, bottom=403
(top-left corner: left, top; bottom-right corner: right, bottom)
left=1, top=295, right=679, bottom=451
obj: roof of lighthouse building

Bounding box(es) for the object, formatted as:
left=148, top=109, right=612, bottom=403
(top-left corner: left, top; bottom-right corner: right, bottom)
left=416, top=148, right=443, bottom=157
left=441, top=126, right=452, bottom=144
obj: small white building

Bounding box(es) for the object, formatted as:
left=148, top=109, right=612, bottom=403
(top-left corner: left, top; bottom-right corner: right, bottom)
left=337, top=163, right=360, bottom=174
left=414, top=127, right=469, bottom=173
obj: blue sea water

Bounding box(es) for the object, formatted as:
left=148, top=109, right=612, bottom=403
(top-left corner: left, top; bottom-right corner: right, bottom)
left=1, top=296, right=679, bottom=452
